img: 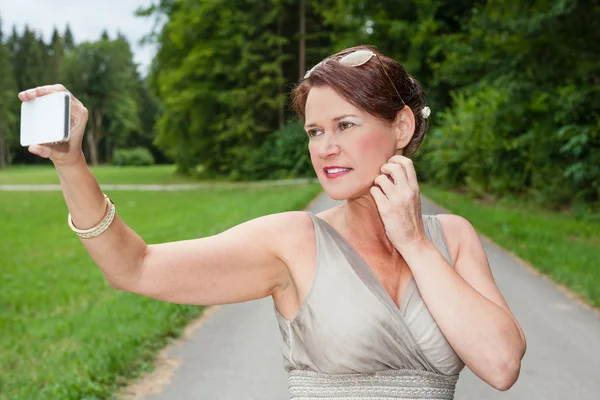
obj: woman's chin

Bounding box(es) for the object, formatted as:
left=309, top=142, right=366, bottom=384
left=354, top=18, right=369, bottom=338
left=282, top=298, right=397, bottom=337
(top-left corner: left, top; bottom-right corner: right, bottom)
left=322, top=186, right=371, bottom=202
left=328, top=192, right=349, bottom=201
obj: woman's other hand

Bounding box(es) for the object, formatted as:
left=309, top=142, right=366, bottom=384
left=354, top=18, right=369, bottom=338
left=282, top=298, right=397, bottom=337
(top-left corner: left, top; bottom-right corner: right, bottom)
left=18, top=84, right=88, bottom=168
left=370, top=155, right=428, bottom=254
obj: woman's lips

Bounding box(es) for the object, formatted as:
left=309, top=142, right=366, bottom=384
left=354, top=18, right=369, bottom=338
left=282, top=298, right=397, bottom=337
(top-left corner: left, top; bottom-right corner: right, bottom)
left=324, top=167, right=353, bottom=178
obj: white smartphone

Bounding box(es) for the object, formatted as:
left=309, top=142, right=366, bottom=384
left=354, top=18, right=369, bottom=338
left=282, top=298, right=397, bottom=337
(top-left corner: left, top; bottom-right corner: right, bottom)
left=20, top=91, right=71, bottom=146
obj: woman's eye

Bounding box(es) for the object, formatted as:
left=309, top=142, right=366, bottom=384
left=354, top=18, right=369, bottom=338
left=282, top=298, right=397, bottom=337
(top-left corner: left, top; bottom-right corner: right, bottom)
left=307, top=129, right=322, bottom=137
left=339, top=121, right=354, bottom=130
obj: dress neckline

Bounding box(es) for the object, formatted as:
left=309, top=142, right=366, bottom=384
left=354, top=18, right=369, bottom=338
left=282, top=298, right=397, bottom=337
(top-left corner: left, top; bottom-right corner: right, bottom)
left=310, top=211, right=423, bottom=313
left=308, top=211, right=435, bottom=371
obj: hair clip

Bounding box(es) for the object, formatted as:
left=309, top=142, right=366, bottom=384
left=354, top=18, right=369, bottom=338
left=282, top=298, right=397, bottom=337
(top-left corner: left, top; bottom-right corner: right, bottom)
left=422, top=106, right=431, bottom=119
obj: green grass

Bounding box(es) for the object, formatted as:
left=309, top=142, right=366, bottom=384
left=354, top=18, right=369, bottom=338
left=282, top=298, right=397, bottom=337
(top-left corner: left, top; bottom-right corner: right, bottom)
left=421, top=184, right=600, bottom=308
left=0, top=164, right=200, bottom=185
left=0, top=183, right=323, bottom=399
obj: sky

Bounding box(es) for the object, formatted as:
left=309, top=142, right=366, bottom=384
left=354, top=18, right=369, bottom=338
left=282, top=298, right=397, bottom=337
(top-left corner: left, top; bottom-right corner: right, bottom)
left=0, top=0, right=161, bottom=76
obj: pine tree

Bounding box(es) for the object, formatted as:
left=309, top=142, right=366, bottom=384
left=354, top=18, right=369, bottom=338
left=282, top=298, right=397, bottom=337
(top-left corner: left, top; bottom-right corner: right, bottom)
left=47, top=27, right=65, bottom=84
left=0, top=18, right=18, bottom=167
left=14, top=26, right=47, bottom=91
left=64, top=24, right=74, bottom=51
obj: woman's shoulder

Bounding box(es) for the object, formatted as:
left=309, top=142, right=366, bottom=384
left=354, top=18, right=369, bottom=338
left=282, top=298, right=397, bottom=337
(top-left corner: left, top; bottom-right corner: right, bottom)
left=267, top=210, right=314, bottom=230
left=261, top=210, right=316, bottom=250
left=427, top=213, right=471, bottom=267
left=434, top=213, right=475, bottom=241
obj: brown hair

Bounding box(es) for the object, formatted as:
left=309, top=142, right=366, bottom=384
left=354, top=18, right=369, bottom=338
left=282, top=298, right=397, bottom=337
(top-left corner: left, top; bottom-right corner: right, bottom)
left=291, top=45, right=429, bottom=157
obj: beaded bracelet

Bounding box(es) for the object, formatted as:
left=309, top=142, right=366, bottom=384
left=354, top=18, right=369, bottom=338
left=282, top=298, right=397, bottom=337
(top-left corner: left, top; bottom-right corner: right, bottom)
left=67, top=194, right=116, bottom=239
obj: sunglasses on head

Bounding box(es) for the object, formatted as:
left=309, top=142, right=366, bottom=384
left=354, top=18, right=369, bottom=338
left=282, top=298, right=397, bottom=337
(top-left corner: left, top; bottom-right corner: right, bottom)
left=303, top=49, right=406, bottom=107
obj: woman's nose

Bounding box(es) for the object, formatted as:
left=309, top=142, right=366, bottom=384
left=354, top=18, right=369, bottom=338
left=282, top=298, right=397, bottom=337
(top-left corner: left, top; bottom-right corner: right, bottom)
left=317, top=132, right=341, bottom=158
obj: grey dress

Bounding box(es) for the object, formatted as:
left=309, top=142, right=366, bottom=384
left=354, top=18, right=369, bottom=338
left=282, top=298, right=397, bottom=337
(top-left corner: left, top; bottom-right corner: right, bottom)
left=274, top=212, right=465, bottom=399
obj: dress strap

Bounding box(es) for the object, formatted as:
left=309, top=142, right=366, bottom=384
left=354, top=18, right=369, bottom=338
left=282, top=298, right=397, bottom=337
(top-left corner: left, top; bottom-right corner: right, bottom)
left=423, top=215, right=454, bottom=267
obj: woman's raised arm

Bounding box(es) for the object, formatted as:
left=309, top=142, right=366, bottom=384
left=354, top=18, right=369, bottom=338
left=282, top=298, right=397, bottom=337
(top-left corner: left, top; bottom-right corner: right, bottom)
left=20, top=84, right=295, bottom=307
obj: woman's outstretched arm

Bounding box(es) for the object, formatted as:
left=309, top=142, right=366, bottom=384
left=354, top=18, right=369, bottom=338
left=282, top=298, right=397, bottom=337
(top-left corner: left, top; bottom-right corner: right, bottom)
left=20, top=84, right=295, bottom=307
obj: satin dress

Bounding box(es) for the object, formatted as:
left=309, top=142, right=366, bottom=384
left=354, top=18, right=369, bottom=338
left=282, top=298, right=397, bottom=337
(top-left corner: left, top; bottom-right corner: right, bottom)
left=274, top=212, right=465, bottom=399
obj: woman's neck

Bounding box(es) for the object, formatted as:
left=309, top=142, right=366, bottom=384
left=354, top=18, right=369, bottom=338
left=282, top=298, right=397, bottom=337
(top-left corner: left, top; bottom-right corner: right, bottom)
left=335, top=197, right=398, bottom=256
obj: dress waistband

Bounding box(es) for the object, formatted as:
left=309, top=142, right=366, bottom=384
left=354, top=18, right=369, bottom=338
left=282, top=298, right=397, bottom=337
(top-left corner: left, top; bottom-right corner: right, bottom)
left=288, top=369, right=458, bottom=399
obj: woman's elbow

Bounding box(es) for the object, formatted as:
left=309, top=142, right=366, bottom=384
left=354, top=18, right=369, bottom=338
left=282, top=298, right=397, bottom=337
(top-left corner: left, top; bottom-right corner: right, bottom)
left=491, top=349, right=525, bottom=391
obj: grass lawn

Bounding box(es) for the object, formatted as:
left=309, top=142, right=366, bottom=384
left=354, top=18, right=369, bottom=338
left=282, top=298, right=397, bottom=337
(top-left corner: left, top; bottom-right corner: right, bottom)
left=0, top=164, right=201, bottom=185
left=0, top=183, right=323, bottom=399
left=421, top=184, right=600, bottom=309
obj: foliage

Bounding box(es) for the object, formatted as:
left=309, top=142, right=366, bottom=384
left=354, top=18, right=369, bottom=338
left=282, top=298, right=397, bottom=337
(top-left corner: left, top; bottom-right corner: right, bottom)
left=62, top=34, right=142, bottom=165
left=229, top=119, right=315, bottom=180
left=0, top=24, right=161, bottom=166
left=142, top=0, right=337, bottom=178
left=0, top=19, right=18, bottom=167
left=146, top=0, right=292, bottom=175
left=419, top=0, right=600, bottom=209
left=1, top=0, right=597, bottom=208
left=112, top=147, right=156, bottom=166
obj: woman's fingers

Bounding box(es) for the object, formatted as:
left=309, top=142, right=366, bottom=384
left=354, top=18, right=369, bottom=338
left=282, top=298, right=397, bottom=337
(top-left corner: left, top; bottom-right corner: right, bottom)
left=380, top=163, right=408, bottom=186
left=374, top=173, right=395, bottom=197
left=28, top=144, right=54, bottom=158
left=18, top=84, right=70, bottom=102
left=18, top=89, right=36, bottom=101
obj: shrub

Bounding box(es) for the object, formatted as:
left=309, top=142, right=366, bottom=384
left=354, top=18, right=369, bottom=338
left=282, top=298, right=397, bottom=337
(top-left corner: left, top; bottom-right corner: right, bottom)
left=229, top=120, right=315, bottom=180
left=112, top=147, right=156, bottom=166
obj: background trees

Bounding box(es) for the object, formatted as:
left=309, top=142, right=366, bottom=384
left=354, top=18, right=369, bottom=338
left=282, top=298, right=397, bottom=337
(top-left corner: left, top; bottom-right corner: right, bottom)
left=1, top=0, right=597, bottom=210
left=0, top=21, right=157, bottom=166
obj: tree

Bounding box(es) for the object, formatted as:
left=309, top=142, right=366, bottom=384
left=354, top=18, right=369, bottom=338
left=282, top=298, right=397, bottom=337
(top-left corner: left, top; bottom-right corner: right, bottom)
left=62, top=36, right=140, bottom=165
left=7, top=25, right=19, bottom=60
left=13, top=26, right=47, bottom=91
left=64, top=24, right=75, bottom=51
left=147, top=0, right=292, bottom=176
left=47, top=27, right=65, bottom=85
left=0, top=19, right=18, bottom=168
left=427, top=0, right=600, bottom=208
left=102, top=33, right=143, bottom=162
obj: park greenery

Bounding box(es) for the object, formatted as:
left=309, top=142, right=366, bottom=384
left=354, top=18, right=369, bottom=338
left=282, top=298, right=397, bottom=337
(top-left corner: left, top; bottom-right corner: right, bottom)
left=140, top=0, right=599, bottom=212
left=0, top=23, right=160, bottom=167
left=0, top=2, right=598, bottom=397
left=0, top=0, right=597, bottom=212
left=0, top=182, right=323, bottom=399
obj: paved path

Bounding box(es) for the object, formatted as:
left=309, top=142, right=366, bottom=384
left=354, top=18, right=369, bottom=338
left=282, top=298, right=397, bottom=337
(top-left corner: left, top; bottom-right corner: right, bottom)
left=137, top=192, right=600, bottom=399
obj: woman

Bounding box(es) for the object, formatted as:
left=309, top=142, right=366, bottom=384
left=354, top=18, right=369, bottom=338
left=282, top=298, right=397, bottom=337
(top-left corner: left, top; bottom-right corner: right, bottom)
left=20, top=45, right=526, bottom=399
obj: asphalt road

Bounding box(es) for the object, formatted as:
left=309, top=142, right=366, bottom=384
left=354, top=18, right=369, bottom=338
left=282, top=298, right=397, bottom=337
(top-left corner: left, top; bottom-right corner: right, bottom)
left=138, top=192, right=600, bottom=400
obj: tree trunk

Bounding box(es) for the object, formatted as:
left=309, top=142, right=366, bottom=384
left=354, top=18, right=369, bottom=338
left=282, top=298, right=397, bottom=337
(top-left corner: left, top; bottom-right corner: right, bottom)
left=95, top=110, right=104, bottom=164
left=86, top=109, right=104, bottom=166
left=0, top=127, right=6, bottom=168
left=86, top=128, right=99, bottom=166
left=278, top=17, right=285, bottom=130
left=299, top=0, right=306, bottom=81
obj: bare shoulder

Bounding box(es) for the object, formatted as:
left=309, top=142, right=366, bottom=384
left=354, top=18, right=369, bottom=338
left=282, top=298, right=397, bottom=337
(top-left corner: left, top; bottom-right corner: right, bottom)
left=252, top=210, right=312, bottom=233
left=263, top=210, right=317, bottom=318
left=269, top=210, right=316, bottom=264
left=435, top=213, right=493, bottom=277
left=433, top=214, right=477, bottom=265
left=258, top=210, right=316, bottom=270
left=435, top=213, right=475, bottom=237
left=264, top=210, right=315, bottom=244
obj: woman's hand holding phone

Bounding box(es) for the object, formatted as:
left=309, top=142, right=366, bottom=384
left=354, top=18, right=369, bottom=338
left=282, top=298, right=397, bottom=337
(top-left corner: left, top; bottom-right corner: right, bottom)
left=18, top=84, right=88, bottom=168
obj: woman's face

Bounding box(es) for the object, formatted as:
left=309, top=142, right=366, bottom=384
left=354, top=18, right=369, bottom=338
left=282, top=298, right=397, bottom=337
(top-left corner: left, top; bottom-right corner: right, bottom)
left=304, top=85, right=398, bottom=201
